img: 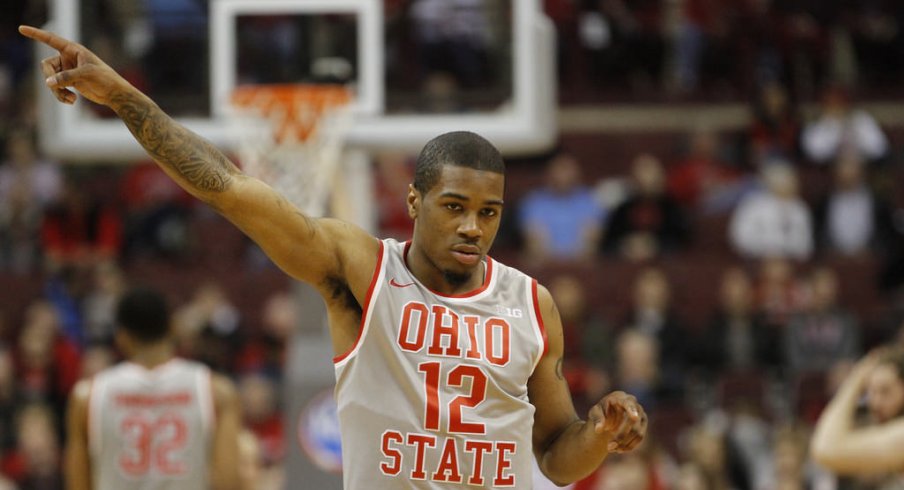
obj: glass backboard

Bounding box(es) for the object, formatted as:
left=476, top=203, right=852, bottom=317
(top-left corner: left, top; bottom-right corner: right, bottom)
left=38, top=0, right=555, bottom=159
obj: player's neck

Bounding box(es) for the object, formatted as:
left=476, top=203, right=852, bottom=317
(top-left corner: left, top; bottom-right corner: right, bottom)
left=128, top=342, right=175, bottom=369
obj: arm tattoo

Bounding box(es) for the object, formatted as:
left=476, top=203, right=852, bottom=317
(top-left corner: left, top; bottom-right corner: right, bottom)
left=555, top=357, right=564, bottom=380
left=110, top=92, right=239, bottom=193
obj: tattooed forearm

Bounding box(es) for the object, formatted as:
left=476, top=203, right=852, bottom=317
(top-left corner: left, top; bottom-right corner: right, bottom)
left=110, top=91, right=240, bottom=193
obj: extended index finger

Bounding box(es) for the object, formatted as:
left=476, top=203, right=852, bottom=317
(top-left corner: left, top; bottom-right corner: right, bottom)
left=19, top=25, right=74, bottom=51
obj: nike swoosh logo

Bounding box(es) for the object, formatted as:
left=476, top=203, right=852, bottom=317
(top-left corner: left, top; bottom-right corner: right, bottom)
left=389, top=278, right=415, bottom=288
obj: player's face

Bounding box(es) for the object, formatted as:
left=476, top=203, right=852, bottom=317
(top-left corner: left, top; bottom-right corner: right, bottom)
left=409, top=165, right=504, bottom=282
left=866, top=363, right=904, bottom=423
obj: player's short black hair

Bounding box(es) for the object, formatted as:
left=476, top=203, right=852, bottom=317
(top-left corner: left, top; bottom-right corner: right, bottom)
left=115, top=287, right=170, bottom=343
left=413, top=131, right=505, bottom=193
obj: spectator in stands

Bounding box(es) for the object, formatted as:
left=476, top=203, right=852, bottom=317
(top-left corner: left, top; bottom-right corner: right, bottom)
left=172, top=281, right=241, bottom=372
left=119, top=160, right=194, bottom=262
left=813, top=152, right=898, bottom=258
left=612, top=330, right=662, bottom=414
left=785, top=267, right=860, bottom=377
left=237, top=290, right=296, bottom=380
left=667, top=126, right=747, bottom=214
left=683, top=422, right=741, bottom=490
left=519, top=152, right=605, bottom=262
left=774, top=2, right=840, bottom=99
left=143, top=0, right=208, bottom=112
left=587, top=0, right=664, bottom=93
left=619, top=267, right=688, bottom=406
left=604, top=154, right=688, bottom=261
left=5, top=403, right=62, bottom=489
left=691, top=267, right=780, bottom=377
left=549, top=274, right=613, bottom=412
left=0, top=128, right=61, bottom=272
left=767, top=425, right=812, bottom=490
left=544, top=0, right=578, bottom=81
left=801, top=85, right=889, bottom=165
left=0, top=0, right=43, bottom=116
left=239, top=373, right=285, bottom=469
left=729, top=163, right=813, bottom=260
left=14, top=301, right=80, bottom=416
left=754, top=257, right=809, bottom=331
left=673, top=462, right=709, bottom=490
left=81, top=261, right=127, bottom=343
left=671, top=0, right=733, bottom=94
left=747, top=80, right=802, bottom=165
left=40, top=173, right=123, bottom=272
left=622, top=268, right=685, bottom=399
left=0, top=348, right=19, bottom=453
left=410, top=0, right=493, bottom=88
left=845, top=2, right=904, bottom=89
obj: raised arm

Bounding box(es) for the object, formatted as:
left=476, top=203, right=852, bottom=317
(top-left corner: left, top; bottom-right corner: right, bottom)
left=811, top=352, right=904, bottom=474
left=19, top=25, right=378, bottom=291
left=528, top=284, right=647, bottom=485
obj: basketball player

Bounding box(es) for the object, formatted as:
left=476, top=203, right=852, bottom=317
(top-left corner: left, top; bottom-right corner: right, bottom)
left=65, top=287, right=243, bottom=490
left=22, top=25, right=647, bottom=488
left=811, top=348, right=904, bottom=477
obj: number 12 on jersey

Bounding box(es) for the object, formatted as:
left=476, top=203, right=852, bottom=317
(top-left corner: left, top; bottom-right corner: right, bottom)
left=418, top=362, right=488, bottom=434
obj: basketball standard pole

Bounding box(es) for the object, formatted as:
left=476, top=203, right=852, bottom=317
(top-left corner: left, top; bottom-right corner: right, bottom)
left=283, top=149, right=372, bottom=490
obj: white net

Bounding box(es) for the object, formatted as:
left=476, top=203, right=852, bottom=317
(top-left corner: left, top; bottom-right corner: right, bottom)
left=228, top=86, right=352, bottom=217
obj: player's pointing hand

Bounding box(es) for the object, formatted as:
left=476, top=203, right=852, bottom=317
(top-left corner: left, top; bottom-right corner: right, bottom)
left=589, top=391, right=647, bottom=453
left=19, top=25, right=128, bottom=107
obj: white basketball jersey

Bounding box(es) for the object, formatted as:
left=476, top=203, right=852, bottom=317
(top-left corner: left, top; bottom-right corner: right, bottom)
left=88, top=358, right=214, bottom=490
left=334, top=239, right=548, bottom=489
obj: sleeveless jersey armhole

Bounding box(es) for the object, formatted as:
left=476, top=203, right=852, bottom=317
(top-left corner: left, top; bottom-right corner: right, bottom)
left=333, top=240, right=387, bottom=365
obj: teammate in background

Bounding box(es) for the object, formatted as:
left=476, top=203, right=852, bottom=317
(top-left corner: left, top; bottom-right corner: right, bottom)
left=65, top=287, right=243, bottom=490
left=811, top=348, right=904, bottom=478
left=22, top=25, right=647, bottom=488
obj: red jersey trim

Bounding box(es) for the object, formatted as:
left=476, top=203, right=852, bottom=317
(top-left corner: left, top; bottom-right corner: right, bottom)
left=531, top=279, right=549, bottom=359
left=403, top=241, right=495, bottom=299
left=333, top=240, right=385, bottom=364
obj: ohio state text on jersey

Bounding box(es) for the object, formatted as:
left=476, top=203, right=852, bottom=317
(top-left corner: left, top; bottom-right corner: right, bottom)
left=334, top=239, right=548, bottom=489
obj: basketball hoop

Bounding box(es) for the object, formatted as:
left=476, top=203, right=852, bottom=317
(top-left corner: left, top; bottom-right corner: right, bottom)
left=229, top=84, right=353, bottom=217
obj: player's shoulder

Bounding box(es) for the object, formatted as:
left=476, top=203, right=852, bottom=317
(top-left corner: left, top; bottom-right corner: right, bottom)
left=210, top=372, right=239, bottom=405
left=70, top=377, right=93, bottom=405
left=488, top=255, right=539, bottom=285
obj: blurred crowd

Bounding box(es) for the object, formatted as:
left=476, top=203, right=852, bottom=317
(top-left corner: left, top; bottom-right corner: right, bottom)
left=2, top=1, right=904, bottom=490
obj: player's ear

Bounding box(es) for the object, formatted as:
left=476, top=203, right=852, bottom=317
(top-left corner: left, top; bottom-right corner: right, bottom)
left=407, top=184, right=419, bottom=219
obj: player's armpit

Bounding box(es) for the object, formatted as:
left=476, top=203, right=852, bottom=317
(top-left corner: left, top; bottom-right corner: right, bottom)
left=210, top=374, right=243, bottom=490
left=65, top=380, right=92, bottom=490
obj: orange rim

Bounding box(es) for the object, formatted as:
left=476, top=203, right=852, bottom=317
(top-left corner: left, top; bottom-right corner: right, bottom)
left=231, top=84, right=352, bottom=143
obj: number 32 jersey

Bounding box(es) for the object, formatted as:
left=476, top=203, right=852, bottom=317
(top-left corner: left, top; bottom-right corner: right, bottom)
left=334, top=239, right=548, bottom=489
left=88, top=359, right=214, bottom=490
